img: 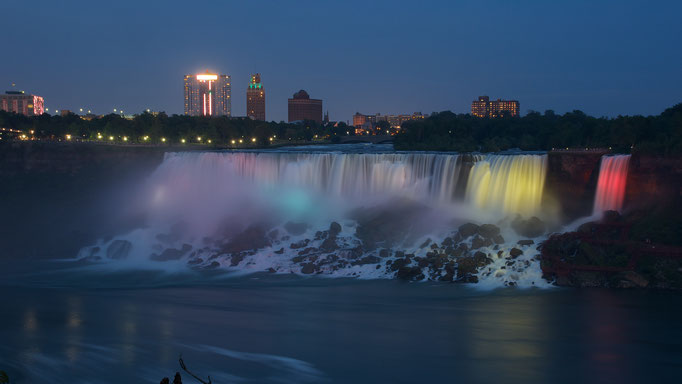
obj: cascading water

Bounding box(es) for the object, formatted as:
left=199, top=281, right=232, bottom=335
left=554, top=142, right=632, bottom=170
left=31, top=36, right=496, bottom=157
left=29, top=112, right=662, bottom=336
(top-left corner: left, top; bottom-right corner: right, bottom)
left=592, top=154, right=631, bottom=215
left=465, top=154, right=548, bottom=218
left=78, top=149, right=552, bottom=288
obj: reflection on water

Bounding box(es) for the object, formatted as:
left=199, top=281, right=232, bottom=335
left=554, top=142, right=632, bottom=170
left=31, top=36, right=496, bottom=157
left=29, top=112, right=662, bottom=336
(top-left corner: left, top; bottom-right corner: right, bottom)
left=1, top=282, right=681, bottom=383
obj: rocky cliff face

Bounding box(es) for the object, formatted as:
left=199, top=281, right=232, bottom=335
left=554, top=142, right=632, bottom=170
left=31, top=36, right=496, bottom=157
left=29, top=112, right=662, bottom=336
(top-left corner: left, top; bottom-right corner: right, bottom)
left=544, top=151, right=682, bottom=220
left=543, top=151, right=605, bottom=220
left=625, top=154, right=682, bottom=210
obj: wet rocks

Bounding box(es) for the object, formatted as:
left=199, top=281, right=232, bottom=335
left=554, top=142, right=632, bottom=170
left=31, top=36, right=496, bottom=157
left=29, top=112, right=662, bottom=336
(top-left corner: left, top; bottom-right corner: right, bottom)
left=511, top=216, right=546, bottom=238
left=353, top=255, right=380, bottom=265
left=509, top=248, right=523, bottom=259
left=290, top=239, right=310, bottom=249
left=320, top=237, right=339, bottom=252
left=518, top=239, right=535, bottom=246
left=106, top=239, right=132, bottom=259
left=614, top=271, right=649, bottom=288
left=229, top=252, right=246, bottom=266
left=223, top=225, right=271, bottom=253
left=151, top=244, right=192, bottom=261
left=456, top=251, right=493, bottom=279
left=492, top=234, right=505, bottom=244
left=396, top=266, right=424, bottom=281
left=329, top=222, right=342, bottom=237
left=458, top=223, right=480, bottom=238
left=478, top=224, right=501, bottom=239
left=471, top=236, right=493, bottom=250
left=301, top=263, right=317, bottom=274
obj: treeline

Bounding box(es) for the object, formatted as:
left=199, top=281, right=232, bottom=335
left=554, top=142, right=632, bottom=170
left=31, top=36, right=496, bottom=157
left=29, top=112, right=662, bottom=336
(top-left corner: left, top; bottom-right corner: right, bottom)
left=0, top=111, right=351, bottom=145
left=394, top=103, right=682, bottom=155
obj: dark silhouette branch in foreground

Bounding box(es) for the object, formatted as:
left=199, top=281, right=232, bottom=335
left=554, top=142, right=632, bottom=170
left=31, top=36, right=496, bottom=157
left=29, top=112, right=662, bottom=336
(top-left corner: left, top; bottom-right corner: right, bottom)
left=179, top=355, right=212, bottom=384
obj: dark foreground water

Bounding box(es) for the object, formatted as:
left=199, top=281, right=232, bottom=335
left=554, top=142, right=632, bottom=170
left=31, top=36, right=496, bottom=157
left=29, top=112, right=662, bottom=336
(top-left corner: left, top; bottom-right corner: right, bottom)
left=1, top=276, right=681, bottom=383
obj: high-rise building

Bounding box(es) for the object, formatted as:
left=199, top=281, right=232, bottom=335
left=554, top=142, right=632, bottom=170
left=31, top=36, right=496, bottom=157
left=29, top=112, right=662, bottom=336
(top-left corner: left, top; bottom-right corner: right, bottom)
left=183, top=71, right=231, bottom=116
left=471, top=96, right=520, bottom=118
left=246, top=73, right=265, bottom=121
left=0, top=90, right=44, bottom=116
left=288, top=90, right=322, bottom=123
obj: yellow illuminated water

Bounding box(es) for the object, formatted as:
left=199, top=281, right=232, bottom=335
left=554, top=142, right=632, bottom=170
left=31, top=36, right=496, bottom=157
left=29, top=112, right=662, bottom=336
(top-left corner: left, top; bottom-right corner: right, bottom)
left=465, top=154, right=547, bottom=217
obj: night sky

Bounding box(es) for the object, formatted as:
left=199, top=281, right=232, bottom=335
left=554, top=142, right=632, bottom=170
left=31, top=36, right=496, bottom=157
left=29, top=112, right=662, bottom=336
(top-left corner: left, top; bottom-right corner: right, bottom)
left=2, top=0, right=681, bottom=122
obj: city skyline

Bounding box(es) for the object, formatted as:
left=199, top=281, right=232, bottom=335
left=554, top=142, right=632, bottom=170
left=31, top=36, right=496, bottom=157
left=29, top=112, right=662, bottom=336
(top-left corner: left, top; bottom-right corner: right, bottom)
left=1, top=1, right=681, bottom=121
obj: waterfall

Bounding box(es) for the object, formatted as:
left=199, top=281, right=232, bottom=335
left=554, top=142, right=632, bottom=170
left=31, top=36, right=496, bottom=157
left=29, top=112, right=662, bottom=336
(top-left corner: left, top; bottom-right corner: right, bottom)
left=78, top=148, right=553, bottom=288
left=465, top=154, right=548, bottom=217
left=156, top=151, right=473, bottom=205
left=593, top=154, right=631, bottom=215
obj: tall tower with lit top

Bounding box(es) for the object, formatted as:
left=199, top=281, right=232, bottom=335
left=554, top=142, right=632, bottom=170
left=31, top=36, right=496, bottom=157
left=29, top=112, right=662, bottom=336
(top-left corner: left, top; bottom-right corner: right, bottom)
left=184, top=71, right=231, bottom=116
left=246, top=73, right=265, bottom=121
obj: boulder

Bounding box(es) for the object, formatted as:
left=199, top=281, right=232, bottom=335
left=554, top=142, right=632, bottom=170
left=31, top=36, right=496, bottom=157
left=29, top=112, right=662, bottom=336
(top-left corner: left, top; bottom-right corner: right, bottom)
left=456, top=251, right=492, bottom=278
left=458, top=223, right=480, bottom=238
left=517, top=239, right=535, bottom=246
left=320, top=238, right=339, bottom=252
left=223, top=225, right=271, bottom=253
left=471, top=236, right=493, bottom=250
left=329, top=222, right=342, bottom=237
left=509, top=248, right=523, bottom=258
left=396, top=266, right=424, bottom=281
left=301, top=263, right=317, bottom=274
left=478, top=224, right=501, bottom=239
left=492, top=234, right=505, bottom=244
left=290, top=239, right=310, bottom=249
left=511, top=216, right=546, bottom=238
left=577, top=222, right=597, bottom=234
left=441, top=237, right=454, bottom=247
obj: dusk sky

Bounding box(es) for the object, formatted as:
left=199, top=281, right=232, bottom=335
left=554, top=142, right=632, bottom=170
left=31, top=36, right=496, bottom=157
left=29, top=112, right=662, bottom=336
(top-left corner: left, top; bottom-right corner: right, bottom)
left=2, top=0, right=681, bottom=122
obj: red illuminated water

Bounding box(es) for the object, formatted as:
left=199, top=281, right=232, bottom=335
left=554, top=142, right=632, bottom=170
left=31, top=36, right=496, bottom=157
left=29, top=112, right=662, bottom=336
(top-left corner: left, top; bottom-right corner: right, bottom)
left=593, top=155, right=631, bottom=215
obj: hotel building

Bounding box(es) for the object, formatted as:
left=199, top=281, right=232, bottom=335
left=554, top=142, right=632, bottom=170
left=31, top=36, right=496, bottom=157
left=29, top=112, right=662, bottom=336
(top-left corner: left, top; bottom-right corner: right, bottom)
left=0, top=90, right=44, bottom=116
left=471, top=96, right=520, bottom=118
left=184, top=71, right=231, bottom=116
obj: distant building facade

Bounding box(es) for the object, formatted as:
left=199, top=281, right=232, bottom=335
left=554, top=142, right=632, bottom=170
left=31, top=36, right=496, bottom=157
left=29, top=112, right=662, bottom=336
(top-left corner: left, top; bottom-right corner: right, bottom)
left=353, top=112, right=427, bottom=129
left=471, top=96, right=519, bottom=118
left=246, top=73, right=265, bottom=121
left=0, top=91, right=44, bottom=116
left=184, top=71, right=231, bottom=116
left=288, top=90, right=322, bottom=123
